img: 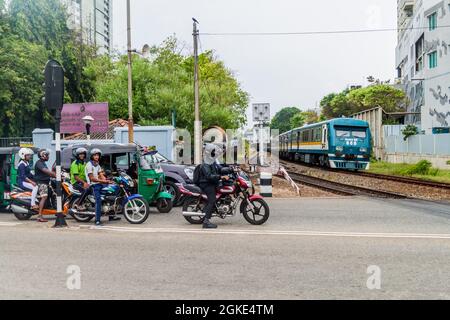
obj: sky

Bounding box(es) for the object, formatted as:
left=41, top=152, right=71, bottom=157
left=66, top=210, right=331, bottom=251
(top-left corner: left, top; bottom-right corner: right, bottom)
left=112, top=0, right=398, bottom=127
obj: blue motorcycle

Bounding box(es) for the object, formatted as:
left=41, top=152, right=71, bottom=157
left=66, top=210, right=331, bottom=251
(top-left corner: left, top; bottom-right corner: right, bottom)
left=69, top=171, right=150, bottom=224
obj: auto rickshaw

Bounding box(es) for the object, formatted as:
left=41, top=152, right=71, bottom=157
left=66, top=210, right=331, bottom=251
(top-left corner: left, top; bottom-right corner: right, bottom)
left=61, top=143, right=173, bottom=213
left=0, top=147, right=40, bottom=208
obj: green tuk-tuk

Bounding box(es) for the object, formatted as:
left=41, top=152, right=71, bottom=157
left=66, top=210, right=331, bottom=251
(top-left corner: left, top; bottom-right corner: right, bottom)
left=62, top=143, right=173, bottom=213
left=0, top=147, right=40, bottom=208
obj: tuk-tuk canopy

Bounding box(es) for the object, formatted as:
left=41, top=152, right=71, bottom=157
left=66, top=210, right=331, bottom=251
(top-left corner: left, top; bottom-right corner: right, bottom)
left=61, top=143, right=139, bottom=169
left=0, top=147, right=41, bottom=155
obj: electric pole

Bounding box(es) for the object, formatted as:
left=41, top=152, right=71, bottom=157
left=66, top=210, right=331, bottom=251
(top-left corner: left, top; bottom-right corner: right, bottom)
left=127, top=0, right=134, bottom=143
left=193, top=18, right=202, bottom=164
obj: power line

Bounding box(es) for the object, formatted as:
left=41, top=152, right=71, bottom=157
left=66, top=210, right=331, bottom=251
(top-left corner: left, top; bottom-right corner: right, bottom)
left=200, top=25, right=450, bottom=36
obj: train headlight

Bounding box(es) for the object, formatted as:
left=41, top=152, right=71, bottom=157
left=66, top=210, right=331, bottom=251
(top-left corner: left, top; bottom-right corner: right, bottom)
left=336, top=146, right=344, bottom=152
left=359, top=147, right=368, bottom=153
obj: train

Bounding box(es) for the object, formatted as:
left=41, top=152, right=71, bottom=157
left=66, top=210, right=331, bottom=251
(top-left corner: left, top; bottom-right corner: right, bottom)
left=279, top=118, right=372, bottom=170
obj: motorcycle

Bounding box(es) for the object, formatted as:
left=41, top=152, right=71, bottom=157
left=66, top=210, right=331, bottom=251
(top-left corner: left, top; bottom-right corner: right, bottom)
left=10, top=176, right=80, bottom=221
left=179, top=167, right=270, bottom=225
left=69, top=171, right=150, bottom=224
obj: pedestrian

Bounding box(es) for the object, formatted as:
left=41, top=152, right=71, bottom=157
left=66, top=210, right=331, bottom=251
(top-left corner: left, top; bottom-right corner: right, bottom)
left=17, top=148, right=38, bottom=210
left=34, top=149, right=56, bottom=223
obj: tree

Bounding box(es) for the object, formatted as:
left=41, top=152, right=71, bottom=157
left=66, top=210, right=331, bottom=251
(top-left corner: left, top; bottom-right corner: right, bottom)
left=270, top=107, right=301, bottom=133
left=320, top=84, right=408, bottom=119
left=290, top=113, right=305, bottom=129
left=347, top=85, right=408, bottom=113
left=302, top=109, right=320, bottom=124
left=85, top=37, right=249, bottom=132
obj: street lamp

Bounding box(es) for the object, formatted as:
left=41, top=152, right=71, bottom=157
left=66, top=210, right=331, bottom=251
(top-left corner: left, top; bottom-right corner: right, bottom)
left=82, top=115, right=94, bottom=145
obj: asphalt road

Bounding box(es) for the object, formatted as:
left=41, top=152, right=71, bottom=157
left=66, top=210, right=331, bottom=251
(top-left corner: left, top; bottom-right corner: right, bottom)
left=1, top=197, right=450, bottom=300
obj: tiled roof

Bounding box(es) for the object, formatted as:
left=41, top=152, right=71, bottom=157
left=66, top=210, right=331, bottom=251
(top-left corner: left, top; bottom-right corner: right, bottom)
left=64, top=119, right=131, bottom=140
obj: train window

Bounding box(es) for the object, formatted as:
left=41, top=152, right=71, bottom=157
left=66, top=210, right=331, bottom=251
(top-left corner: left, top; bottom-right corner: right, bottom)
left=335, top=129, right=351, bottom=138
left=352, top=130, right=367, bottom=139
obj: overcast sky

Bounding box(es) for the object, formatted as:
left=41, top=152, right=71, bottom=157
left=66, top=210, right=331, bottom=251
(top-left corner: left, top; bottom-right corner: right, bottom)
left=112, top=0, right=398, bottom=127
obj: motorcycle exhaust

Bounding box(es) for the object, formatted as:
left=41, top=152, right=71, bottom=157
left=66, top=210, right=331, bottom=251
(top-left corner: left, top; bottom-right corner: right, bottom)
left=182, top=211, right=206, bottom=217
left=69, top=209, right=96, bottom=216
left=10, top=204, right=31, bottom=215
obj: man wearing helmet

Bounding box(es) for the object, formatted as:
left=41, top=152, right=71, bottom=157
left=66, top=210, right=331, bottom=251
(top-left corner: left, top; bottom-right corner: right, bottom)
left=34, top=149, right=56, bottom=223
left=197, top=143, right=230, bottom=229
left=70, top=148, right=89, bottom=192
left=84, top=148, right=118, bottom=226
left=17, top=148, right=38, bottom=210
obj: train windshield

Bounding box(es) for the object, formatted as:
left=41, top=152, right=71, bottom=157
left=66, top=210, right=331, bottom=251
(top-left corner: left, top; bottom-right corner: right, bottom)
left=335, top=126, right=367, bottom=139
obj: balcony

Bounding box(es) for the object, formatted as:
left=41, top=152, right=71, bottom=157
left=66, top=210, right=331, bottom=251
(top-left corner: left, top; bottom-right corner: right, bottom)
left=401, top=0, right=415, bottom=13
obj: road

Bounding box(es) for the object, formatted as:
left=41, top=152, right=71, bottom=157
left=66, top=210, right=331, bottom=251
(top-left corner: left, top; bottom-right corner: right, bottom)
left=1, top=197, right=450, bottom=300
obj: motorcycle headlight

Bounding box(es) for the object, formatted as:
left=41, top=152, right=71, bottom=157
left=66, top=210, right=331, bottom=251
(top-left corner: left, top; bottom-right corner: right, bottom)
left=184, top=167, right=194, bottom=180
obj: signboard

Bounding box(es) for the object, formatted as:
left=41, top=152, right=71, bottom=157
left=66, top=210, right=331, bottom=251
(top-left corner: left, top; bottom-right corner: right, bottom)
left=252, top=103, right=270, bottom=122
left=60, top=103, right=109, bottom=134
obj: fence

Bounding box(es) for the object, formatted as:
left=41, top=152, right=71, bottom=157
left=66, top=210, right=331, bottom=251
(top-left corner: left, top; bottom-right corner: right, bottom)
left=0, top=137, right=33, bottom=148
left=385, top=133, right=450, bottom=156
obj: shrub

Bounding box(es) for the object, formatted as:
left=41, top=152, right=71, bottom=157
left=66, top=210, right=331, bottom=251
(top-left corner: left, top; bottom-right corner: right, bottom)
left=399, top=160, right=436, bottom=176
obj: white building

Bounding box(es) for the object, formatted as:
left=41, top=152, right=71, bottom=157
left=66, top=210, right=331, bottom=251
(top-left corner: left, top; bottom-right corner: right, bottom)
left=396, top=0, right=450, bottom=133
left=61, top=0, right=113, bottom=54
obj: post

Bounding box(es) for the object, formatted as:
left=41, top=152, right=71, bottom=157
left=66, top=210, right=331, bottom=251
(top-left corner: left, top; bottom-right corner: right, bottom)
left=127, top=0, right=134, bottom=143
left=54, top=109, right=67, bottom=227
left=86, top=123, right=91, bottom=144
left=193, top=19, right=202, bottom=164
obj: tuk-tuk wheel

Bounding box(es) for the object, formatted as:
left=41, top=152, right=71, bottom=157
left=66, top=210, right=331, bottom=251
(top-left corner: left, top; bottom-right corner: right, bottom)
left=13, top=212, right=32, bottom=221
left=156, top=198, right=173, bottom=213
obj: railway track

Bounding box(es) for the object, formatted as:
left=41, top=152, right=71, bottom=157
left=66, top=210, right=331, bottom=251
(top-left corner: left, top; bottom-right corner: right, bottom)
left=286, top=171, right=408, bottom=199
left=280, top=160, right=450, bottom=190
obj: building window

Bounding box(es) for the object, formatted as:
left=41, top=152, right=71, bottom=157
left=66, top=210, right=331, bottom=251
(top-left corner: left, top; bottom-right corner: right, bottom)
left=428, top=51, right=438, bottom=68
left=428, top=12, right=437, bottom=31
left=415, top=35, right=424, bottom=72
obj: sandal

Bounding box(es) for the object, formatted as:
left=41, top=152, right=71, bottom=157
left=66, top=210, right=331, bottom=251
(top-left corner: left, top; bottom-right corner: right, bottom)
left=37, top=217, right=48, bottom=223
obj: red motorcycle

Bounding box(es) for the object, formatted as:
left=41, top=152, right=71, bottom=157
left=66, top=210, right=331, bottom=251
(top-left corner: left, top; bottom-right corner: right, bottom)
left=179, top=168, right=270, bottom=225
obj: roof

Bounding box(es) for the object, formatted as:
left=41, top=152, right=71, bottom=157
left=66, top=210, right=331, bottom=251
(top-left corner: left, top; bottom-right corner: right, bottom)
left=0, top=147, right=41, bottom=155
left=64, top=119, right=131, bottom=140
left=280, top=118, right=369, bottom=136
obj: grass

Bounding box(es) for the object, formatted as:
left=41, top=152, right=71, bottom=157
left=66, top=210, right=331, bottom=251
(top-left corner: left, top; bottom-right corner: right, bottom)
left=369, top=161, right=450, bottom=184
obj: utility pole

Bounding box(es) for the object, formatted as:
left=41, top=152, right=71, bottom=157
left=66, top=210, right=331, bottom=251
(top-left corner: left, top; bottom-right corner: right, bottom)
left=127, top=0, right=134, bottom=143
left=193, top=18, right=202, bottom=164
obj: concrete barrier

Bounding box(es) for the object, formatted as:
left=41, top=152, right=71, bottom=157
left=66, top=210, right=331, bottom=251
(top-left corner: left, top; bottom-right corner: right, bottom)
left=260, top=172, right=272, bottom=197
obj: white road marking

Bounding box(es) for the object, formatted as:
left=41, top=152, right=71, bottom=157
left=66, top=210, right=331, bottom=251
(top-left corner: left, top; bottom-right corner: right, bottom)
left=81, top=225, right=450, bottom=240
left=0, top=222, right=22, bottom=227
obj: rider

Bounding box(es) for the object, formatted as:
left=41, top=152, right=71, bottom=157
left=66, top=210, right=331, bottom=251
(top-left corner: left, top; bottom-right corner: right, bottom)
left=70, top=147, right=89, bottom=192
left=34, top=149, right=56, bottom=223
left=84, top=148, right=119, bottom=226
left=17, top=148, right=38, bottom=210
left=197, top=143, right=230, bottom=229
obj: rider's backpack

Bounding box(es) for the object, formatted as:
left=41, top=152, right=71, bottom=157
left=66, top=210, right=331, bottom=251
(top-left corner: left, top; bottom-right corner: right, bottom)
left=193, top=164, right=203, bottom=185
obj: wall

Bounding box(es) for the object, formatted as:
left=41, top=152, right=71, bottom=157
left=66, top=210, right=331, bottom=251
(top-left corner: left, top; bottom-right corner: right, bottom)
left=114, top=126, right=175, bottom=161
left=352, top=107, right=384, bottom=160
left=384, top=132, right=450, bottom=168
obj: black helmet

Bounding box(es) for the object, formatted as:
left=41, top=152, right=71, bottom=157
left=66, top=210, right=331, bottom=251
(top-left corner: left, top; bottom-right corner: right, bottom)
left=38, top=149, right=50, bottom=160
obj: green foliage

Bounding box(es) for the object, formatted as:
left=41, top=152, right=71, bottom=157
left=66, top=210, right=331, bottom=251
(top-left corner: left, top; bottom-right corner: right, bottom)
left=270, top=107, right=301, bottom=133
left=395, top=160, right=438, bottom=176
left=85, top=38, right=249, bottom=132
left=290, top=113, right=305, bottom=129
left=401, top=124, right=419, bottom=141
left=0, top=0, right=97, bottom=136
left=320, top=84, right=408, bottom=119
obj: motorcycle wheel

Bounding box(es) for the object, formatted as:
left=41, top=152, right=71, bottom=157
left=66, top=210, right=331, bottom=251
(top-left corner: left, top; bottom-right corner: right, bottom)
left=13, top=211, right=32, bottom=221
left=124, top=198, right=150, bottom=224
left=70, top=198, right=94, bottom=223
left=182, top=197, right=205, bottom=225
left=163, top=181, right=181, bottom=206
left=156, top=197, right=173, bottom=214
left=240, top=198, right=270, bottom=225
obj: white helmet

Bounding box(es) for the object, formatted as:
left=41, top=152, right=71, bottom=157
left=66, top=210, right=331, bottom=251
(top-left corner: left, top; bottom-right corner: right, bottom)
left=18, top=148, right=34, bottom=160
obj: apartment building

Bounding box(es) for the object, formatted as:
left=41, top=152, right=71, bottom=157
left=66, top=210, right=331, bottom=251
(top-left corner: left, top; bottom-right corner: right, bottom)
left=396, top=0, right=450, bottom=133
